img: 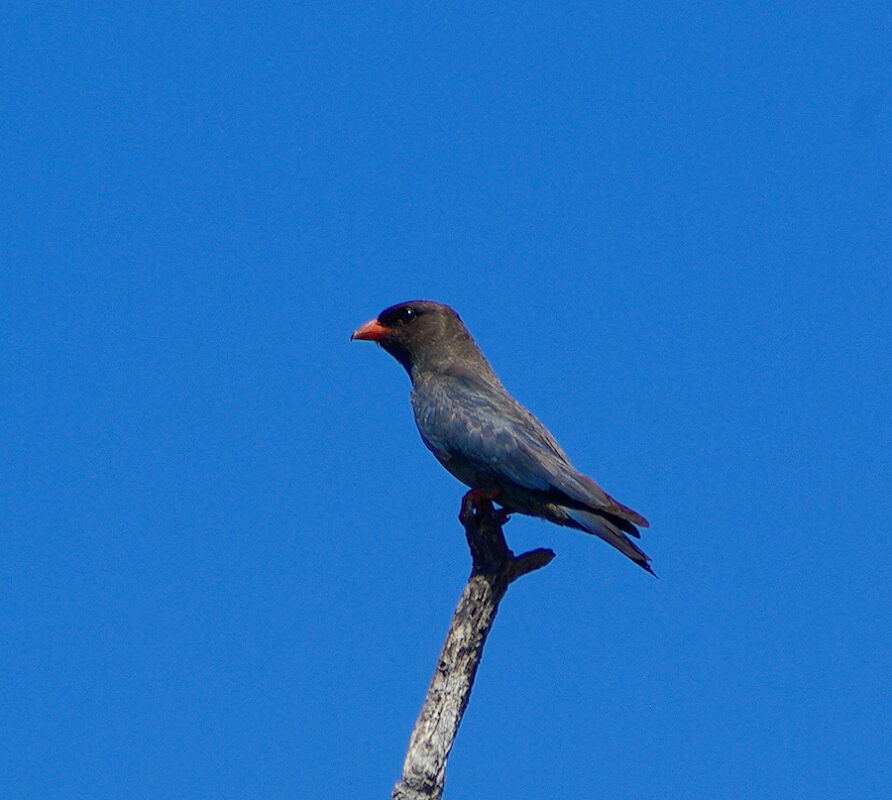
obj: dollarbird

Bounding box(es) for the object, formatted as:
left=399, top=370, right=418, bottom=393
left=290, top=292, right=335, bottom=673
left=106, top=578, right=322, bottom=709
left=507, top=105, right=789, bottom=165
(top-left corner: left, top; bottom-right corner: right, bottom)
left=351, top=301, right=653, bottom=574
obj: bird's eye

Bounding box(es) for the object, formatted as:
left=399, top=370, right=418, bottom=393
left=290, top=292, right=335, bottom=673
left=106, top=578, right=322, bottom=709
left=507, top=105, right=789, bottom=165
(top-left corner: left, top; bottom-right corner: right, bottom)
left=398, top=307, right=416, bottom=324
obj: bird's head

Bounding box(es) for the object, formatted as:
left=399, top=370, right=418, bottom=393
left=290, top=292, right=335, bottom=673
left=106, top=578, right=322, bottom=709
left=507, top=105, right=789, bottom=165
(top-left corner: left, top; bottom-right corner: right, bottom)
left=351, top=300, right=478, bottom=377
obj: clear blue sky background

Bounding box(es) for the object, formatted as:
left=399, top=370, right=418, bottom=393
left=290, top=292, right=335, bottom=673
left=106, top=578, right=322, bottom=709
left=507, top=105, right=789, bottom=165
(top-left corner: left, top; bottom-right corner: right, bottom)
left=3, top=3, right=890, bottom=799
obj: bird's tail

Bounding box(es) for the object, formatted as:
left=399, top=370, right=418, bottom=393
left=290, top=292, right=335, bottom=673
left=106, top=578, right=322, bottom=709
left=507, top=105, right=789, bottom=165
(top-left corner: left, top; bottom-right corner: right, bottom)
left=565, top=508, right=655, bottom=576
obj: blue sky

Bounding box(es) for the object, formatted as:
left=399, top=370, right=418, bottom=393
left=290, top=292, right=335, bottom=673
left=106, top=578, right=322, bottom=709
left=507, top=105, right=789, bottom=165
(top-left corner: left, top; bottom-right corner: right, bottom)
left=3, top=3, right=890, bottom=798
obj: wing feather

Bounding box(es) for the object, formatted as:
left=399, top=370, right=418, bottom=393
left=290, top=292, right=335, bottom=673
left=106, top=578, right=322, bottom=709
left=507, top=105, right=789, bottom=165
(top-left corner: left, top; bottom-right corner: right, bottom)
left=413, top=373, right=647, bottom=526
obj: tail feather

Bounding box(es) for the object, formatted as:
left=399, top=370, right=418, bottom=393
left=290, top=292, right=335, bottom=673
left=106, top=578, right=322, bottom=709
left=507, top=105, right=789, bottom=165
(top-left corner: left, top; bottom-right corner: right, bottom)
left=565, top=508, right=655, bottom=576
left=545, top=473, right=649, bottom=530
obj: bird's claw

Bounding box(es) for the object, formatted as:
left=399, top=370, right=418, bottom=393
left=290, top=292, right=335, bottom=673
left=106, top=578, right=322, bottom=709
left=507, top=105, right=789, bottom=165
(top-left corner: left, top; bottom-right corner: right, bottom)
left=493, top=508, right=511, bottom=525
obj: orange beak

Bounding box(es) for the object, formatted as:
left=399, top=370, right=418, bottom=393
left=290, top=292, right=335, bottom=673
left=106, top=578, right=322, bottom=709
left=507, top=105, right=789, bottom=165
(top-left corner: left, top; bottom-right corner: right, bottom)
left=351, top=318, right=390, bottom=341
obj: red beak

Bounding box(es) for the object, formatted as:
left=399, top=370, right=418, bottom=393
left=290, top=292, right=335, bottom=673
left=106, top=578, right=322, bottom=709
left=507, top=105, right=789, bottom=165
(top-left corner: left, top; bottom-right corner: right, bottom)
left=351, top=318, right=390, bottom=341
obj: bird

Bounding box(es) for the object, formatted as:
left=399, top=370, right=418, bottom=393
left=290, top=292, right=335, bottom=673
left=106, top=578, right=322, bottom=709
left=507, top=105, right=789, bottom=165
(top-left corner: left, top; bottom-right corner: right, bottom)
left=351, top=300, right=653, bottom=574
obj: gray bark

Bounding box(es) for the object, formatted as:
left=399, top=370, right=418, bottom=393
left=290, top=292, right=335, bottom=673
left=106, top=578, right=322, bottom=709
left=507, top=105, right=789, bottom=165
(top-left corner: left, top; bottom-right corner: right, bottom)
left=391, top=495, right=554, bottom=800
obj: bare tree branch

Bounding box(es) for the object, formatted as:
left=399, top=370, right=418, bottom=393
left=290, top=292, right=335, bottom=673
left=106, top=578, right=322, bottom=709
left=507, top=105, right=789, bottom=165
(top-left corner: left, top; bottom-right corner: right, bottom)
left=392, top=495, right=555, bottom=800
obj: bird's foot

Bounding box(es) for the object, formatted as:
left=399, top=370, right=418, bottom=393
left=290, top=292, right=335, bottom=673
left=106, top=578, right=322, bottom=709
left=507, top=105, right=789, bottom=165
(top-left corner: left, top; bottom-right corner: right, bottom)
left=460, top=488, right=508, bottom=523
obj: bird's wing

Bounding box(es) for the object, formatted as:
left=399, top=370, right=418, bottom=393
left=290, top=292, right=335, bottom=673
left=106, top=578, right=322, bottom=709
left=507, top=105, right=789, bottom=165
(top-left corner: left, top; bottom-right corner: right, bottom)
left=414, top=375, right=559, bottom=486
left=414, top=374, right=647, bottom=526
